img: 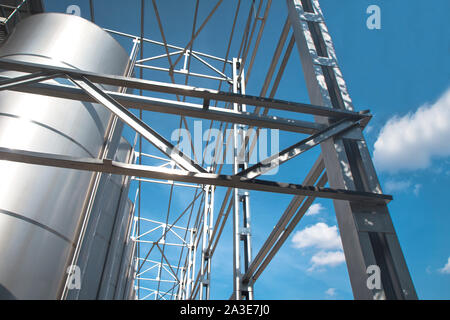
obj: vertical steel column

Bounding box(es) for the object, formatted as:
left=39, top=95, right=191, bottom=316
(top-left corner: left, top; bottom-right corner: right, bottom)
left=190, top=227, right=198, bottom=298
left=182, top=228, right=195, bottom=299
left=176, top=262, right=184, bottom=300
left=155, top=225, right=165, bottom=300
left=286, top=0, right=417, bottom=300
left=199, top=183, right=215, bottom=300
left=205, top=185, right=215, bottom=299
left=232, top=58, right=254, bottom=300
left=232, top=58, right=242, bottom=300
left=138, top=0, right=145, bottom=302
left=177, top=227, right=191, bottom=300
left=199, top=187, right=208, bottom=300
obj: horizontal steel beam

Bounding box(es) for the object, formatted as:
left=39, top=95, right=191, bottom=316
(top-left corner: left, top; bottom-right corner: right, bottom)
left=0, top=71, right=62, bottom=91
left=0, top=147, right=393, bottom=203
left=136, top=63, right=230, bottom=83
left=103, top=28, right=233, bottom=64
left=0, top=75, right=325, bottom=135
left=0, top=58, right=370, bottom=120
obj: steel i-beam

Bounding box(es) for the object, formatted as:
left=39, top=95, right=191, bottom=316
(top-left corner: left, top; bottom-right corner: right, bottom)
left=0, top=147, right=393, bottom=203
left=232, top=58, right=254, bottom=300
left=287, top=0, right=417, bottom=300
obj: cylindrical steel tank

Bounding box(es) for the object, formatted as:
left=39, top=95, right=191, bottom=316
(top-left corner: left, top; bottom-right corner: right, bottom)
left=0, top=13, right=130, bottom=299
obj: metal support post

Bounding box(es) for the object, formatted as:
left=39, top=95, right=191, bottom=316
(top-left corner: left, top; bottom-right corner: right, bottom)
left=232, top=58, right=254, bottom=300
left=205, top=186, right=214, bottom=299
left=190, top=228, right=198, bottom=299
left=199, top=183, right=215, bottom=300
left=182, top=228, right=195, bottom=299
left=177, top=227, right=193, bottom=300
left=287, top=0, right=417, bottom=300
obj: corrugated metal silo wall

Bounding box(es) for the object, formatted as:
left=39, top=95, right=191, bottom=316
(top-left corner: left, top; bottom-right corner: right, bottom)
left=0, top=13, right=136, bottom=300
left=65, top=137, right=137, bottom=300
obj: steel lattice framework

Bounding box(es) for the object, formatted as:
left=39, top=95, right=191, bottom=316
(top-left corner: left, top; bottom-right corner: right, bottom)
left=0, top=0, right=417, bottom=300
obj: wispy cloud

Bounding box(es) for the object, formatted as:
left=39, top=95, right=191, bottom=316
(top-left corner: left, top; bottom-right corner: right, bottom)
left=305, top=203, right=325, bottom=216
left=383, top=179, right=422, bottom=196
left=426, top=266, right=432, bottom=275
left=308, top=251, right=345, bottom=272
left=384, top=179, right=412, bottom=193
left=325, top=288, right=337, bottom=297
left=438, top=257, right=450, bottom=274
left=413, top=184, right=422, bottom=196
left=373, top=88, right=450, bottom=172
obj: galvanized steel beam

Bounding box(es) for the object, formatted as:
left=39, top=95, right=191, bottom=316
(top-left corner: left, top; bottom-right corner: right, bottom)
left=0, top=58, right=371, bottom=120
left=0, top=74, right=325, bottom=135
left=0, top=147, right=393, bottom=203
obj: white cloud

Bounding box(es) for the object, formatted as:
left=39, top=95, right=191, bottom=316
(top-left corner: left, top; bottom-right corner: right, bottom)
left=438, top=257, right=450, bottom=274
left=373, top=88, right=450, bottom=172
left=384, top=179, right=412, bottom=193
left=325, top=288, right=337, bottom=297
left=291, top=223, right=342, bottom=250
left=292, top=223, right=346, bottom=272
left=413, top=184, right=422, bottom=196
left=305, top=203, right=325, bottom=216
left=426, top=266, right=432, bottom=275
left=365, top=125, right=374, bottom=134
left=308, top=251, right=346, bottom=271
left=382, top=179, right=422, bottom=195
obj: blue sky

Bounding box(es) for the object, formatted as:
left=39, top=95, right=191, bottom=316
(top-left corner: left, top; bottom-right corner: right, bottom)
left=43, top=0, right=450, bottom=299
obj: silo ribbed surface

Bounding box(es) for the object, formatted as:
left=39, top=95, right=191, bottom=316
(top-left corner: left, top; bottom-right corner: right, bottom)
left=0, top=13, right=130, bottom=299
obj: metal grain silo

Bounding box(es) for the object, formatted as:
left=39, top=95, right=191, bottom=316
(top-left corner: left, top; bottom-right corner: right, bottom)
left=0, top=13, right=134, bottom=300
